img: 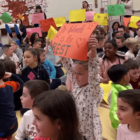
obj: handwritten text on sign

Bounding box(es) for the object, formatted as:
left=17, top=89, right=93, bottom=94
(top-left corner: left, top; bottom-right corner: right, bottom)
left=52, top=22, right=98, bottom=61
left=31, top=13, right=45, bottom=24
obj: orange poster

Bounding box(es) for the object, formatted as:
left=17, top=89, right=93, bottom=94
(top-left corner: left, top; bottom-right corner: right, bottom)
left=39, top=18, right=57, bottom=32
left=52, top=22, right=98, bottom=61
left=123, top=17, right=131, bottom=27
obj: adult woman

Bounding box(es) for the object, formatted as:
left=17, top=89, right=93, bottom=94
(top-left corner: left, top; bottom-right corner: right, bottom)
left=112, top=21, right=120, bottom=33
left=82, top=1, right=93, bottom=11
left=34, top=5, right=47, bottom=27
left=99, top=41, right=126, bottom=83
left=16, top=18, right=26, bottom=39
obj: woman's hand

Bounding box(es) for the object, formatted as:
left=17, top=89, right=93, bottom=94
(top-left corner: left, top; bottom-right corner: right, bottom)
left=4, top=72, right=12, bottom=79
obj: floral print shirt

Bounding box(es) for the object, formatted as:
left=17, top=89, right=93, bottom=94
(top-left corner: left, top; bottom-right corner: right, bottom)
left=61, top=57, right=104, bottom=140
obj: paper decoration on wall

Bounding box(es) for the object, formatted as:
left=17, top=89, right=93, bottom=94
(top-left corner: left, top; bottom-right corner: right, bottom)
left=0, top=0, right=49, bottom=26
left=0, top=12, right=12, bottom=23
left=86, top=11, right=95, bottom=21
left=26, top=27, right=42, bottom=37
left=123, top=17, right=131, bottom=27
left=93, top=13, right=108, bottom=26
left=107, top=4, right=125, bottom=16
left=31, top=13, right=45, bottom=24
left=52, top=22, right=98, bottom=61
left=69, top=9, right=86, bottom=22
left=40, top=18, right=57, bottom=32
left=54, top=17, right=66, bottom=27
left=46, top=26, right=57, bottom=42
left=16, top=14, right=24, bottom=21
left=129, top=16, right=140, bottom=28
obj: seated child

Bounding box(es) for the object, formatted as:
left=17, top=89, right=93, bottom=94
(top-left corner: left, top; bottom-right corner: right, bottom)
left=5, top=24, right=22, bottom=47
left=0, top=61, right=23, bottom=138
left=117, top=89, right=140, bottom=140
left=123, top=59, right=140, bottom=89
left=107, top=64, right=132, bottom=130
left=15, top=80, right=49, bottom=140
left=33, top=39, right=42, bottom=49
left=0, top=44, right=19, bottom=68
left=37, top=48, right=61, bottom=89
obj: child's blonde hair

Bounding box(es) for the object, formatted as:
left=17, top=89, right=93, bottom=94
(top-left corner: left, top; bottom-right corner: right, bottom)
left=124, top=38, right=140, bottom=48
left=10, top=41, right=20, bottom=48
left=74, top=60, right=88, bottom=70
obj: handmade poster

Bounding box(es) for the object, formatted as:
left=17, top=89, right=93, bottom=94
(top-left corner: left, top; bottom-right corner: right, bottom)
left=123, top=17, right=131, bottom=27
left=69, top=9, right=86, bottom=22
left=46, top=26, right=57, bottom=42
left=0, top=12, right=12, bottom=23
left=52, top=22, right=98, bottom=61
left=129, top=16, right=140, bottom=28
left=100, top=81, right=112, bottom=104
left=107, top=4, right=125, bottom=16
left=93, top=13, right=108, bottom=26
left=54, top=17, right=66, bottom=27
left=40, top=18, right=57, bottom=32
left=31, top=13, right=45, bottom=24
left=86, top=11, right=95, bottom=21
left=26, top=27, right=42, bottom=37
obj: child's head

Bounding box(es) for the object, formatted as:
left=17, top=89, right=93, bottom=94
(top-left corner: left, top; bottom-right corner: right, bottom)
left=32, top=90, right=81, bottom=140
left=30, top=32, right=39, bottom=45
left=20, top=80, right=49, bottom=109
left=0, top=61, right=5, bottom=80
left=112, top=31, right=121, bottom=40
left=112, top=21, right=120, bottom=31
left=24, top=48, right=40, bottom=67
left=107, top=64, right=130, bottom=86
left=2, top=44, right=13, bottom=57
left=11, top=28, right=17, bottom=38
left=33, top=39, right=42, bottom=49
left=10, top=41, right=19, bottom=52
left=37, top=48, right=46, bottom=63
left=116, top=89, right=140, bottom=125
left=123, top=59, right=140, bottom=82
left=116, top=36, right=125, bottom=48
left=74, top=60, right=88, bottom=87
left=36, top=5, right=43, bottom=13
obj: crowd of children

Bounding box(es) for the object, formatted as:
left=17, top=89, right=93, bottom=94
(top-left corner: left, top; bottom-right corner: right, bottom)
left=1, top=0, right=140, bottom=140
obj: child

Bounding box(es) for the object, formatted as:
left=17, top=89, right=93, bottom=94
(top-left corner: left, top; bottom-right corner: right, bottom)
left=107, top=64, right=132, bottom=130
left=5, top=24, right=22, bottom=47
left=125, top=38, right=140, bottom=59
left=135, top=28, right=140, bottom=43
left=37, top=48, right=61, bottom=89
left=0, top=61, right=23, bottom=138
left=10, top=41, right=23, bottom=64
left=0, top=44, right=19, bottom=67
left=123, top=59, right=140, bottom=89
left=30, top=32, right=39, bottom=46
left=19, top=48, right=50, bottom=85
left=33, top=39, right=42, bottom=49
left=15, top=80, right=49, bottom=140
left=117, top=89, right=140, bottom=139
left=60, top=37, right=104, bottom=140
left=32, top=90, right=83, bottom=140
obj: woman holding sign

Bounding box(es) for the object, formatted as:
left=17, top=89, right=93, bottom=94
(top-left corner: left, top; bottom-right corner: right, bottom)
left=82, top=1, right=93, bottom=11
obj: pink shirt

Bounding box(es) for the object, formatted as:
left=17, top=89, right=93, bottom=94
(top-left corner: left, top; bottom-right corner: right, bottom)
left=117, top=124, right=140, bottom=140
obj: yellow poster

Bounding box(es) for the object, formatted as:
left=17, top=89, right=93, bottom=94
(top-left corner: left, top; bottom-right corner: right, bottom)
left=69, top=9, right=86, bottom=22
left=93, top=13, right=108, bottom=26
left=129, top=16, right=140, bottom=28
left=46, top=26, right=57, bottom=42
left=54, top=17, right=66, bottom=27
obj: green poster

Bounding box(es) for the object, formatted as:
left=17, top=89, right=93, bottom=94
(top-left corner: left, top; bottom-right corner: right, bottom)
left=0, top=12, right=12, bottom=23
left=107, top=4, right=125, bottom=16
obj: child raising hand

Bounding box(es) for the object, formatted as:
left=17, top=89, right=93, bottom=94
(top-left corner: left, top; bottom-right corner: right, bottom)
left=61, top=36, right=104, bottom=140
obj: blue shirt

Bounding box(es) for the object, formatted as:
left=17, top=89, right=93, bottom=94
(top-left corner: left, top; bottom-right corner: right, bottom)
left=42, top=59, right=56, bottom=79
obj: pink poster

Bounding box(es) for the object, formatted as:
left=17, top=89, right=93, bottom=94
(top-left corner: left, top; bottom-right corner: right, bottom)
left=26, top=27, right=42, bottom=37
left=31, top=13, right=45, bottom=24
left=86, top=11, right=95, bottom=21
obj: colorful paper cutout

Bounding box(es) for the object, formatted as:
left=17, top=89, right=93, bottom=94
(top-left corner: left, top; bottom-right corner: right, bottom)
left=107, top=4, right=125, bottom=16
left=54, top=17, right=66, bottom=27
left=93, top=13, right=108, bottom=26
left=129, top=16, right=140, bottom=28
left=0, top=12, right=12, bottom=23
left=39, top=18, right=57, bottom=32
left=46, top=26, right=57, bottom=42
left=31, top=13, right=45, bottom=24
left=86, top=11, right=95, bottom=21
left=26, top=27, right=42, bottom=37
left=123, top=17, right=131, bottom=27
left=69, top=9, right=86, bottom=22
left=52, top=22, right=98, bottom=61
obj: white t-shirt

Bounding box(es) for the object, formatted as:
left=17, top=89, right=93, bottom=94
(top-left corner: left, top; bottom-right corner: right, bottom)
left=135, top=35, right=140, bottom=43
left=15, top=110, right=37, bottom=140
left=117, top=124, right=140, bottom=140
left=125, top=50, right=135, bottom=59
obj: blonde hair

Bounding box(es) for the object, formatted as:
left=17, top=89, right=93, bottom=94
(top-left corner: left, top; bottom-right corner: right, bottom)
left=10, top=41, right=20, bottom=48
left=124, top=38, right=140, bottom=48
left=74, top=59, right=88, bottom=70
